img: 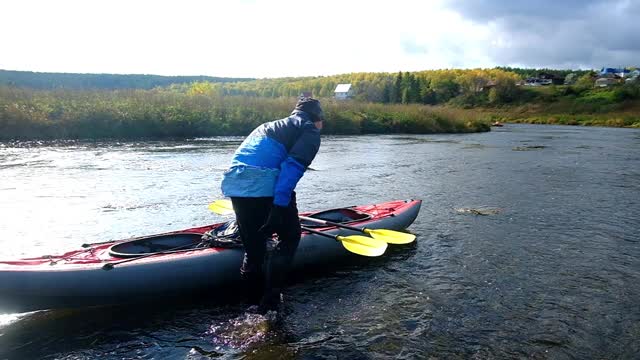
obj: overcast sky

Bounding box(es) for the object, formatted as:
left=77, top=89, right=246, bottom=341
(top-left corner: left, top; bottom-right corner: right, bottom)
left=1, top=0, right=638, bottom=78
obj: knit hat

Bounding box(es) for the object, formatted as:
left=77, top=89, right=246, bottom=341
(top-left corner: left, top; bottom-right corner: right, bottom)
left=293, top=97, right=324, bottom=122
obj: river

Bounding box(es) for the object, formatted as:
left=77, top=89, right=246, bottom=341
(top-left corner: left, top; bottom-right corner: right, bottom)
left=1, top=124, right=639, bottom=359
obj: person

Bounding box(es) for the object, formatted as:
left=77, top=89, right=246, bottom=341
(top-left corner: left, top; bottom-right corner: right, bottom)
left=221, top=97, right=324, bottom=313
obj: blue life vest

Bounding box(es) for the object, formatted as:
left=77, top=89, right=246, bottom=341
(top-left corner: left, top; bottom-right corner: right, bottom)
left=221, top=111, right=321, bottom=206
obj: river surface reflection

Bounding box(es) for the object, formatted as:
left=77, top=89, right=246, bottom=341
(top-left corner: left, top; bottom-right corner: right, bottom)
left=0, top=124, right=639, bottom=359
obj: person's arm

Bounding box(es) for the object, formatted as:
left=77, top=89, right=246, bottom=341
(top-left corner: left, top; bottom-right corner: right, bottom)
left=273, top=126, right=320, bottom=207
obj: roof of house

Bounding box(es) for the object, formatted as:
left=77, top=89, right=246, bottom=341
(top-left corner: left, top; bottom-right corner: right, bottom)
left=600, top=67, right=631, bottom=75
left=334, top=84, right=352, bottom=93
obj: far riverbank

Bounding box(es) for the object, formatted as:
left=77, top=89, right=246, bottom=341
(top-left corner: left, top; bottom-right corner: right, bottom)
left=2, top=85, right=639, bottom=141
left=475, top=94, right=640, bottom=128
left=0, top=86, right=489, bottom=140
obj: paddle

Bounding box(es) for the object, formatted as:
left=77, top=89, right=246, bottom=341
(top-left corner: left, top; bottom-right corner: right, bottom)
left=207, top=200, right=386, bottom=256
left=301, top=226, right=387, bottom=257
left=208, top=199, right=415, bottom=244
left=299, top=215, right=415, bottom=244
left=208, top=199, right=235, bottom=215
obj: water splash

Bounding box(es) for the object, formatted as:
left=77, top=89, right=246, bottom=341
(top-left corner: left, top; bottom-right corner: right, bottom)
left=206, top=308, right=278, bottom=349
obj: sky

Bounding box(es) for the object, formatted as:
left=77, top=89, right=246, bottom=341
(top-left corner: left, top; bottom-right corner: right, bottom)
left=1, top=0, right=639, bottom=78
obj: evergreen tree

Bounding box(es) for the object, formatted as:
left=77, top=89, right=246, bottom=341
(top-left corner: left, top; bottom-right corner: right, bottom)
left=382, top=83, right=392, bottom=103
left=401, top=73, right=412, bottom=103
left=394, top=72, right=403, bottom=103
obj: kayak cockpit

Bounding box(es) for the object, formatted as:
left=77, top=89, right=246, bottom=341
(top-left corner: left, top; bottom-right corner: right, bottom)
left=301, top=208, right=371, bottom=227
left=108, top=233, right=206, bottom=258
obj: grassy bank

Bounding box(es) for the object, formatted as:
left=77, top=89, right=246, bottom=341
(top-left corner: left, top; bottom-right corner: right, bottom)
left=478, top=101, right=640, bottom=127
left=475, top=85, right=640, bottom=128
left=0, top=86, right=489, bottom=140
left=481, top=103, right=640, bottom=127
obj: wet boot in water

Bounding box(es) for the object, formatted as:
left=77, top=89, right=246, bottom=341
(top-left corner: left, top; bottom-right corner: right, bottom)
left=240, top=270, right=265, bottom=306
left=258, top=252, right=290, bottom=314
left=257, top=289, right=283, bottom=314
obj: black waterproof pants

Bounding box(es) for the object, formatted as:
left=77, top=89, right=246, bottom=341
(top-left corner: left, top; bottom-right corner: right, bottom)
left=230, top=193, right=301, bottom=310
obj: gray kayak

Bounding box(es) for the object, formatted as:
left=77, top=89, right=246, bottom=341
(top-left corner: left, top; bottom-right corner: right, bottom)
left=0, top=199, right=421, bottom=313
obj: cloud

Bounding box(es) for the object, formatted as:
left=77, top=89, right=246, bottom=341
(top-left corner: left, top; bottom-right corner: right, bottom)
left=2, top=0, right=638, bottom=77
left=401, top=39, right=430, bottom=56
left=0, top=0, right=498, bottom=77
left=444, top=0, right=640, bottom=69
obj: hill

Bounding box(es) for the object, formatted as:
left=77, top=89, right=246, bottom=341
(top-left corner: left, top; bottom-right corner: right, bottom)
left=0, top=69, right=254, bottom=90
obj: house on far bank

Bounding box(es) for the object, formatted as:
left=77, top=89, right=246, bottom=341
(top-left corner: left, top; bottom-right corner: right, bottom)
left=600, top=67, right=631, bottom=78
left=300, top=91, right=312, bottom=98
left=524, top=72, right=564, bottom=86
left=539, top=72, right=565, bottom=85
left=594, top=66, right=638, bottom=87
left=524, top=77, right=552, bottom=86
left=334, top=84, right=353, bottom=100
left=595, top=77, right=619, bottom=87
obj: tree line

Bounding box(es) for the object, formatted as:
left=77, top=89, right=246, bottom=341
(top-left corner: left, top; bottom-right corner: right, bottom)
left=0, top=67, right=593, bottom=106
left=0, top=70, right=253, bottom=90
left=173, top=68, right=633, bottom=107
left=5, top=67, right=633, bottom=109
left=172, top=68, right=524, bottom=106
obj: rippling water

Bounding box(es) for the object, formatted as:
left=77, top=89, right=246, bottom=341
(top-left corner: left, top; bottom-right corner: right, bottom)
left=1, top=124, right=639, bottom=359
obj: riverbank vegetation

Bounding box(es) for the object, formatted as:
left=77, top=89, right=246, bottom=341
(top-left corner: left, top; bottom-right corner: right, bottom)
left=174, top=68, right=640, bottom=127
left=1, top=67, right=639, bottom=140
left=0, top=86, right=489, bottom=140
left=479, top=84, right=640, bottom=127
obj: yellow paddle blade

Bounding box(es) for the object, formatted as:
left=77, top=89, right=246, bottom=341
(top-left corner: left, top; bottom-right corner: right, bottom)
left=337, top=235, right=388, bottom=257
left=364, top=228, right=416, bottom=244
left=208, top=199, right=234, bottom=215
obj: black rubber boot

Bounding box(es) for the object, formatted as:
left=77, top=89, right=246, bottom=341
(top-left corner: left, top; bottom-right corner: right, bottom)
left=258, top=252, right=289, bottom=314
left=240, top=269, right=264, bottom=305
left=257, top=289, right=282, bottom=314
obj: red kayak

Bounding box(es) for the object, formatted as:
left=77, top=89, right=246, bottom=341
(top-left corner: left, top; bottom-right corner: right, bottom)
left=0, top=199, right=421, bottom=313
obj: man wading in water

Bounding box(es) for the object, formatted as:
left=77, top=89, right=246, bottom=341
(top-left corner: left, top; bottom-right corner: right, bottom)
left=221, top=97, right=324, bottom=314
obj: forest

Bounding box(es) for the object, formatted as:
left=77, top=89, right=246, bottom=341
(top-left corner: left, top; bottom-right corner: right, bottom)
left=0, top=70, right=252, bottom=90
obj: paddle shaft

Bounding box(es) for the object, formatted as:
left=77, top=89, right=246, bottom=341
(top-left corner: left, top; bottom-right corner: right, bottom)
left=299, top=215, right=367, bottom=233
left=301, top=226, right=343, bottom=241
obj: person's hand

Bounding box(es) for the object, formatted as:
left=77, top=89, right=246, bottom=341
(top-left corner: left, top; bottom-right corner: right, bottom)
left=258, top=205, right=287, bottom=237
